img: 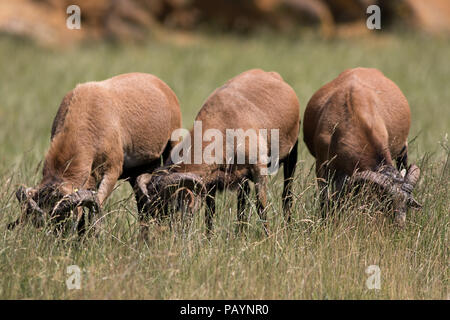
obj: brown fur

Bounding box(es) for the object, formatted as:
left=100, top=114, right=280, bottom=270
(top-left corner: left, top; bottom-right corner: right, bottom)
left=18, top=72, right=181, bottom=231
left=139, top=69, right=301, bottom=235
left=303, top=67, right=412, bottom=212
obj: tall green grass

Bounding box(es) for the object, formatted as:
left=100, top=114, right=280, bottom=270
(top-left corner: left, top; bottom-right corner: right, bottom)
left=0, top=32, right=448, bottom=299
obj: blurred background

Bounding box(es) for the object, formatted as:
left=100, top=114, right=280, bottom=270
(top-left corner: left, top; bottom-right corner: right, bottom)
left=0, top=0, right=449, bottom=46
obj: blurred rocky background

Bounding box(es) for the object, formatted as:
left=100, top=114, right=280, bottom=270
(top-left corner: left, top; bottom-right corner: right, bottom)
left=0, top=0, right=449, bottom=47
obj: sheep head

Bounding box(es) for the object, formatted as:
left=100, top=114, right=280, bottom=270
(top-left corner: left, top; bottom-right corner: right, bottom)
left=135, top=171, right=206, bottom=216
left=350, top=164, right=422, bottom=227
left=10, top=184, right=99, bottom=230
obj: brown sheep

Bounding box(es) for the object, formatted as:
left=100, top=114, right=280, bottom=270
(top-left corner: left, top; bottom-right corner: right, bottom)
left=9, top=72, right=181, bottom=235
left=303, top=67, right=421, bottom=227
left=135, top=69, right=301, bottom=237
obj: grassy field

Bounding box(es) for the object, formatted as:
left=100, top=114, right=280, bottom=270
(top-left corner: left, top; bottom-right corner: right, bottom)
left=0, top=31, right=448, bottom=299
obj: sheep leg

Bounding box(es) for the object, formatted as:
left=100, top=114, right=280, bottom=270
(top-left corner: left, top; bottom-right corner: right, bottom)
left=130, top=174, right=155, bottom=240
left=396, top=143, right=408, bottom=171
left=237, top=179, right=250, bottom=233
left=129, top=175, right=148, bottom=240
left=331, top=172, right=350, bottom=211
left=252, top=167, right=269, bottom=236
left=74, top=206, right=97, bottom=238
left=282, top=140, right=298, bottom=223
left=129, top=175, right=151, bottom=218
left=205, top=186, right=216, bottom=236
left=129, top=175, right=150, bottom=240
left=316, top=160, right=330, bottom=219
left=97, top=167, right=121, bottom=205
left=74, top=207, right=87, bottom=236
left=94, top=166, right=121, bottom=234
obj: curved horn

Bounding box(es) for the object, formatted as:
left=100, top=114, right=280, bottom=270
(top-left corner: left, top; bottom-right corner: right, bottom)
left=183, top=188, right=195, bottom=207
left=172, top=187, right=196, bottom=206
left=16, top=185, right=29, bottom=203
left=51, top=190, right=99, bottom=218
left=8, top=197, right=45, bottom=230
left=26, top=197, right=45, bottom=215
left=9, top=186, right=43, bottom=230
left=350, top=170, right=406, bottom=201
left=15, top=185, right=39, bottom=204
left=15, top=185, right=43, bottom=214
left=403, top=164, right=422, bottom=209
left=138, top=172, right=206, bottom=211
left=135, top=173, right=153, bottom=198
left=352, top=167, right=422, bottom=210
left=162, top=172, right=206, bottom=195
left=404, top=164, right=420, bottom=188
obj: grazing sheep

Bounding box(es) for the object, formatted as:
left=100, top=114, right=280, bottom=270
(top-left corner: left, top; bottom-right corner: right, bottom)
left=303, top=67, right=421, bottom=226
left=135, top=69, right=301, bottom=237
left=9, top=72, right=181, bottom=235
